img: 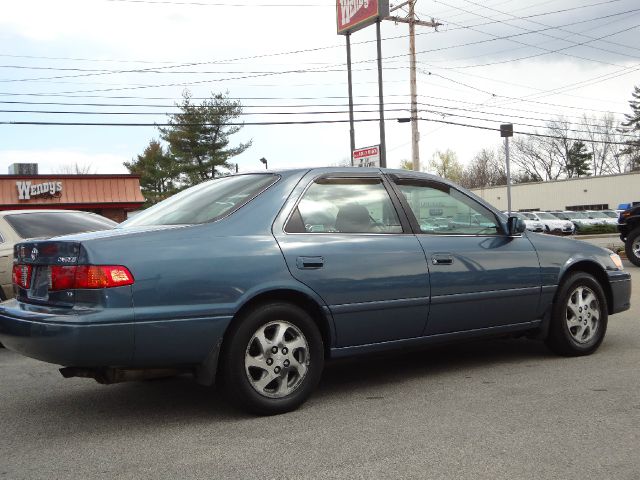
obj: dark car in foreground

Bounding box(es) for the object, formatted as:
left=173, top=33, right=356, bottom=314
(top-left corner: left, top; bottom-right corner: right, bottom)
left=0, top=169, right=632, bottom=415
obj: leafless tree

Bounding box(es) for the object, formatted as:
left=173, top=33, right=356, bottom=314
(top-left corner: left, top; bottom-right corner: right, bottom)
left=510, top=134, right=557, bottom=181
left=55, top=163, right=96, bottom=174
left=459, top=148, right=506, bottom=189
left=581, top=113, right=627, bottom=175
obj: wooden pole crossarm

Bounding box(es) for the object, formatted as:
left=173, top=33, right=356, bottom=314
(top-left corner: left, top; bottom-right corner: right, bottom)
left=384, top=16, right=443, bottom=28
left=389, top=1, right=411, bottom=12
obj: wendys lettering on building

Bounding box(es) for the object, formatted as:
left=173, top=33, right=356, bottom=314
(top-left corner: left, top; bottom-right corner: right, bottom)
left=16, top=181, right=63, bottom=200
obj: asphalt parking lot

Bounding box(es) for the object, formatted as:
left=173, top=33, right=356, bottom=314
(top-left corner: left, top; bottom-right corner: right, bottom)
left=1, top=264, right=638, bottom=480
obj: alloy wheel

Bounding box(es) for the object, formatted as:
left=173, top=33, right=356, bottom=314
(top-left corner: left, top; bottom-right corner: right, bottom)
left=244, top=320, right=310, bottom=399
left=565, top=285, right=601, bottom=344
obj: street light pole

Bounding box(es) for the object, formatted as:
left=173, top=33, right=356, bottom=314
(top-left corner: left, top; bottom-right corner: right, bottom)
left=259, top=157, right=268, bottom=170
left=500, top=124, right=514, bottom=216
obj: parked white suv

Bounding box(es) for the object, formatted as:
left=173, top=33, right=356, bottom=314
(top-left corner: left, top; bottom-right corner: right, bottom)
left=522, top=212, right=574, bottom=235
left=585, top=210, right=618, bottom=226
left=550, top=211, right=602, bottom=231
left=503, top=212, right=544, bottom=232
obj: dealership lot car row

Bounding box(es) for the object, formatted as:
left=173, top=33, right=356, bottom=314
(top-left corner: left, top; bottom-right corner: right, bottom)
left=0, top=168, right=632, bottom=415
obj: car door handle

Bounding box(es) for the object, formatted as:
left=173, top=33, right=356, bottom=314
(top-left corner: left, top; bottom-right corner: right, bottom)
left=296, top=256, right=324, bottom=269
left=432, top=254, right=453, bottom=265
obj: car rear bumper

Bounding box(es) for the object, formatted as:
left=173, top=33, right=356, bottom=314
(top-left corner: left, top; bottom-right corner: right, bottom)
left=0, top=299, right=134, bottom=366
left=607, top=270, right=631, bottom=315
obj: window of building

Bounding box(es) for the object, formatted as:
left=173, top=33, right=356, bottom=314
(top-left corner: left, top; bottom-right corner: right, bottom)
left=565, top=204, right=608, bottom=211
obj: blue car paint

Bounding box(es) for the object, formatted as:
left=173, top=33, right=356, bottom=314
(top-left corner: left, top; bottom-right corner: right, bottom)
left=0, top=167, right=632, bottom=377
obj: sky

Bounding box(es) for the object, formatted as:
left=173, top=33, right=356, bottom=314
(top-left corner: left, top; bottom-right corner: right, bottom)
left=0, top=0, right=638, bottom=175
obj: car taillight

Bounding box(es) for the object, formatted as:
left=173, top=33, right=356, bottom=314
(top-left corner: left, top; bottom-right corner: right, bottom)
left=49, top=265, right=134, bottom=291
left=12, top=264, right=32, bottom=289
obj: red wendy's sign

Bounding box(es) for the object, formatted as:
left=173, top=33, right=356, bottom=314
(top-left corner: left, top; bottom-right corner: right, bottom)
left=336, top=0, right=389, bottom=35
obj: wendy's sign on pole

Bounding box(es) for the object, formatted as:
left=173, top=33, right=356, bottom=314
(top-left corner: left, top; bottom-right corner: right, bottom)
left=337, top=0, right=390, bottom=35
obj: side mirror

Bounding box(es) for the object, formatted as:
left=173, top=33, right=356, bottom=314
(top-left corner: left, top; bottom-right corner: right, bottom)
left=507, top=216, right=527, bottom=236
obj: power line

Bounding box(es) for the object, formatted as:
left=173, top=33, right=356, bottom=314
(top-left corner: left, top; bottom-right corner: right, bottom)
left=430, top=0, right=640, bottom=67
left=1, top=115, right=632, bottom=146
left=458, top=0, right=640, bottom=54
left=6, top=7, right=636, bottom=99
left=103, top=0, right=333, bottom=5
left=423, top=14, right=640, bottom=70
left=2, top=102, right=632, bottom=136
left=1, top=0, right=632, bottom=88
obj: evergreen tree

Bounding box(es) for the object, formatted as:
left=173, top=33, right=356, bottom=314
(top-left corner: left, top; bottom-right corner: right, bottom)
left=565, top=141, right=592, bottom=178
left=159, top=90, right=251, bottom=185
left=620, top=85, right=640, bottom=171
left=124, top=140, right=179, bottom=207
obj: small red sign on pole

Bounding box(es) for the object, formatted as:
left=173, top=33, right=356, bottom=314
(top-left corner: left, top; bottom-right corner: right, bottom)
left=352, top=145, right=381, bottom=167
left=337, top=0, right=390, bottom=35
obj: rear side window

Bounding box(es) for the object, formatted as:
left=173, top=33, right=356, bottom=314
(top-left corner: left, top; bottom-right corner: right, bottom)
left=285, top=177, right=402, bottom=234
left=122, top=174, right=278, bottom=227
left=5, top=213, right=116, bottom=239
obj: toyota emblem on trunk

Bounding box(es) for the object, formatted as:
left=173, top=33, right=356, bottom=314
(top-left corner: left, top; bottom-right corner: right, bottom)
left=31, top=247, right=38, bottom=261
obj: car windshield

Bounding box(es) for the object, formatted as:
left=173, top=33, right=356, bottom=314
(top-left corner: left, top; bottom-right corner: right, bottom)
left=5, top=212, right=116, bottom=239
left=122, top=174, right=278, bottom=227
left=587, top=211, right=607, bottom=218
left=549, top=212, right=566, bottom=219
left=602, top=211, right=618, bottom=218
left=521, top=212, right=536, bottom=220
left=569, top=212, right=589, bottom=219
left=536, top=212, right=557, bottom=220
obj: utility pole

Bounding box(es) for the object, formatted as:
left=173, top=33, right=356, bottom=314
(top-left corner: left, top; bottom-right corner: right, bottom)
left=387, top=1, right=441, bottom=172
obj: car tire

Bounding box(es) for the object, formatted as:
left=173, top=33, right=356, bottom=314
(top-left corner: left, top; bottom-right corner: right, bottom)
left=221, top=302, right=324, bottom=415
left=545, top=272, right=608, bottom=357
left=624, top=227, right=640, bottom=267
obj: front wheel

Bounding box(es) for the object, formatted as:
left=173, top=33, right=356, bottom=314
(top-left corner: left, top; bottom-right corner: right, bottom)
left=221, top=302, right=324, bottom=415
left=545, top=272, right=608, bottom=356
left=625, top=227, right=640, bottom=267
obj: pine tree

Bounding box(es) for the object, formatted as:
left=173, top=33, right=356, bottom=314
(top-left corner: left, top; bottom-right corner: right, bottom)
left=620, top=85, right=640, bottom=171
left=565, top=141, right=592, bottom=178
left=124, top=140, right=179, bottom=207
left=159, top=90, right=251, bottom=185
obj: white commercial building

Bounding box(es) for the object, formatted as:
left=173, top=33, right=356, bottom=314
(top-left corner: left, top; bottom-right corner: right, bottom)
left=470, top=172, right=640, bottom=212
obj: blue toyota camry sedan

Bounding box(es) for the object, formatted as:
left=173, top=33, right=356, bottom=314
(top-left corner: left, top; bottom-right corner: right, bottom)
left=0, top=168, right=632, bottom=415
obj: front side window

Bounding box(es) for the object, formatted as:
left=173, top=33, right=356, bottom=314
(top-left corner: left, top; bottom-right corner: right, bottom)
left=394, top=180, right=501, bottom=235
left=122, top=174, right=278, bottom=227
left=285, top=178, right=402, bottom=234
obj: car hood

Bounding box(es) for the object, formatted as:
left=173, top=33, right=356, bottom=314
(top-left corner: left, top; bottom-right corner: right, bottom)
left=526, top=231, right=617, bottom=269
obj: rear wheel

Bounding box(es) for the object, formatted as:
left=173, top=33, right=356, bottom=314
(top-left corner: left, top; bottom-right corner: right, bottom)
left=625, top=227, right=640, bottom=267
left=221, top=302, right=324, bottom=415
left=545, top=272, right=608, bottom=356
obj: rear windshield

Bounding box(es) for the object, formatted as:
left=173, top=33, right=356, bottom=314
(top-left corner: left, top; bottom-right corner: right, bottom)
left=121, top=174, right=278, bottom=227
left=5, top=212, right=117, bottom=239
